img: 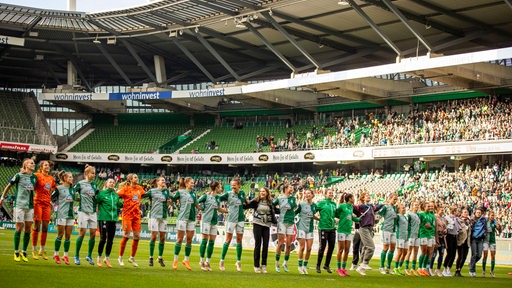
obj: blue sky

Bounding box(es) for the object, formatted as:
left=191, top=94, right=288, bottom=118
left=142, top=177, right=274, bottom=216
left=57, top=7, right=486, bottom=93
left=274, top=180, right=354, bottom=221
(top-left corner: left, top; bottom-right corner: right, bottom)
left=2, top=0, right=152, bottom=12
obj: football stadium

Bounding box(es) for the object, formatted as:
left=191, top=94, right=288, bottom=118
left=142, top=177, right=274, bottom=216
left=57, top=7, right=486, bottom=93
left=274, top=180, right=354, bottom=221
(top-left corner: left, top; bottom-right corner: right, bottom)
left=0, top=0, right=512, bottom=287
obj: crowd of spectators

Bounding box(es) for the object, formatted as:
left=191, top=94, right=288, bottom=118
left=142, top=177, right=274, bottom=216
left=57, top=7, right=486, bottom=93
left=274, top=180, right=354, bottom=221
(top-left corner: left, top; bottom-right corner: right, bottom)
left=254, top=96, right=512, bottom=152
left=324, top=162, right=512, bottom=238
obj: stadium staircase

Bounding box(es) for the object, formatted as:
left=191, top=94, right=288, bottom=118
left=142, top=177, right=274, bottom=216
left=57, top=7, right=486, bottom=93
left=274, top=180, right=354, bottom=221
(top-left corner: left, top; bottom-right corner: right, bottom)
left=176, top=129, right=211, bottom=153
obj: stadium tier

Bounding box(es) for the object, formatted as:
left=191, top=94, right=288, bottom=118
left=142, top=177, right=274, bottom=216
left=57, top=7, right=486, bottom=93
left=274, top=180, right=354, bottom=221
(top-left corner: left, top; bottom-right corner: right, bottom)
left=68, top=114, right=191, bottom=153
left=0, top=91, right=39, bottom=144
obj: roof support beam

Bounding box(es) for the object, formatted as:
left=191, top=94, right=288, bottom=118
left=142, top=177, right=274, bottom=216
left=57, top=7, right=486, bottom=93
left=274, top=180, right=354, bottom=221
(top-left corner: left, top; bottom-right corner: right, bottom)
left=94, top=43, right=133, bottom=86
left=87, top=18, right=157, bottom=83
left=244, top=22, right=296, bottom=72
left=224, top=0, right=259, bottom=11
left=410, top=0, right=512, bottom=39
left=214, top=63, right=282, bottom=82
left=380, top=0, right=433, bottom=52
left=51, top=44, right=93, bottom=91
left=170, top=38, right=216, bottom=83
left=21, top=16, right=42, bottom=37
left=190, top=0, right=238, bottom=16
left=194, top=29, right=241, bottom=81
left=126, top=15, right=165, bottom=30
left=348, top=0, right=402, bottom=57
left=506, top=0, right=512, bottom=11
left=149, top=11, right=188, bottom=26
left=297, top=47, right=380, bottom=72
left=260, top=11, right=320, bottom=69
left=120, top=39, right=157, bottom=83
left=272, top=11, right=375, bottom=48
left=363, top=0, right=464, bottom=37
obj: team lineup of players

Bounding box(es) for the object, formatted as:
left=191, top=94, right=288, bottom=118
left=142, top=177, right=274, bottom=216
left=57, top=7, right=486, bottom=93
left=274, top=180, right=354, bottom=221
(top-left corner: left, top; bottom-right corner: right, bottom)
left=0, top=159, right=505, bottom=278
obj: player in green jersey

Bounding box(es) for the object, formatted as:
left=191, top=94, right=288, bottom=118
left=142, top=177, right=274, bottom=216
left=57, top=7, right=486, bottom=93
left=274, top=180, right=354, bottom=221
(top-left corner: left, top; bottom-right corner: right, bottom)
left=295, top=189, right=317, bottom=274
left=403, top=201, right=420, bottom=276
left=145, top=177, right=171, bottom=267
left=218, top=178, right=248, bottom=272
left=482, top=210, right=501, bottom=277
left=417, top=201, right=436, bottom=276
left=96, top=178, right=123, bottom=268
left=51, top=171, right=75, bottom=265
left=315, top=188, right=337, bottom=274
left=0, top=158, right=37, bottom=262
left=378, top=193, right=398, bottom=275
left=393, top=202, right=408, bottom=276
left=273, top=183, right=297, bottom=273
left=74, top=165, right=99, bottom=266
left=171, top=177, right=198, bottom=270
left=197, top=180, right=224, bottom=271
left=335, top=193, right=359, bottom=277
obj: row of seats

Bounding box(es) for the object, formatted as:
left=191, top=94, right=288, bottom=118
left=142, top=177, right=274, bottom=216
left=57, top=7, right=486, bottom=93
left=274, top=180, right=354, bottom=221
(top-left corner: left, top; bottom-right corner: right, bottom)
left=0, top=91, right=39, bottom=144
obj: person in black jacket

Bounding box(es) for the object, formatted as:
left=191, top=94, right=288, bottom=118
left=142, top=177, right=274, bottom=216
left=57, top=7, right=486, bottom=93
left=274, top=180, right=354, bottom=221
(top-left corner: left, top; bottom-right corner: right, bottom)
left=244, top=187, right=276, bottom=273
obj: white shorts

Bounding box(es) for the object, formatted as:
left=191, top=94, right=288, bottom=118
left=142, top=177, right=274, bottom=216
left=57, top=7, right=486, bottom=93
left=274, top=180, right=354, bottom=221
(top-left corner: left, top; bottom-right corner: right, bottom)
left=397, top=239, right=409, bottom=249
left=149, top=218, right=168, bottom=232
left=408, top=237, right=420, bottom=247
left=337, top=232, right=354, bottom=242
left=226, top=221, right=244, bottom=234
left=381, top=231, right=397, bottom=244
left=277, top=222, right=295, bottom=235
left=483, top=243, right=496, bottom=251
left=420, top=237, right=435, bottom=247
left=297, top=230, right=314, bottom=240
left=13, top=207, right=33, bottom=223
left=77, top=211, right=97, bottom=229
left=176, top=220, right=195, bottom=231
left=57, top=218, right=75, bottom=226
left=201, top=222, right=218, bottom=236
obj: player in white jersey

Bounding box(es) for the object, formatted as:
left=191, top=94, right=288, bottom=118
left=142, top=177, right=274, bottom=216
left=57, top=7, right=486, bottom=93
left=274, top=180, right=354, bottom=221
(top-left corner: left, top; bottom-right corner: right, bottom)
left=0, top=158, right=37, bottom=262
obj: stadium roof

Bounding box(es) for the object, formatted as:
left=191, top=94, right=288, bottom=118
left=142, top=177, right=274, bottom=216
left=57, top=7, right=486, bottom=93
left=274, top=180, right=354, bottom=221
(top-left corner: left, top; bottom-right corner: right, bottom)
left=1, top=0, right=512, bottom=113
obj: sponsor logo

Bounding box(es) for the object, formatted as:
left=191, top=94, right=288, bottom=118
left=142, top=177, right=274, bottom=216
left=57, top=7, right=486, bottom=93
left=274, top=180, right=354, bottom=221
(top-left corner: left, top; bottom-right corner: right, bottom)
left=55, top=153, right=68, bottom=160
left=353, top=150, right=365, bottom=157
left=109, top=91, right=172, bottom=101
left=108, top=155, right=120, bottom=161
left=0, top=142, right=29, bottom=151
left=258, top=154, right=269, bottom=162
left=188, top=88, right=225, bottom=97
left=304, top=152, right=315, bottom=160
left=161, top=156, right=172, bottom=162
left=210, top=155, right=222, bottom=162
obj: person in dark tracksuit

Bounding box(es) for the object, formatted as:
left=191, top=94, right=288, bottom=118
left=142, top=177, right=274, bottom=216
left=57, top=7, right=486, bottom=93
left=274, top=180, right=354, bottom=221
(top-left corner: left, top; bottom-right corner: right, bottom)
left=353, top=191, right=384, bottom=276
left=315, top=188, right=336, bottom=274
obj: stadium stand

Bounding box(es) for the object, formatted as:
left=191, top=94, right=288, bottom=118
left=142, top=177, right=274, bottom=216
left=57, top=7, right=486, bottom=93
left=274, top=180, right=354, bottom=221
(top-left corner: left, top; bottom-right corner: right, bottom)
left=68, top=114, right=191, bottom=153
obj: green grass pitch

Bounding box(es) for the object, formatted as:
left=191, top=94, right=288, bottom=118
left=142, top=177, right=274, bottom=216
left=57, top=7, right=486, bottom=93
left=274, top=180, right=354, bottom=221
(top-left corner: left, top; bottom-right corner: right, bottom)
left=0, top=229, right=510, bottom=288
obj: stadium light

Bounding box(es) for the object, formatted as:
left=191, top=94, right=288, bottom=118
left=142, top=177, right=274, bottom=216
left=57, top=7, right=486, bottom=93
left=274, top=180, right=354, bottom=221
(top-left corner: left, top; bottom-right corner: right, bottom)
left=338, top=0, right=349, bottom=5
left=92, top=34, right=101, bottom=44
left=107, top=37, right=116, bottom=45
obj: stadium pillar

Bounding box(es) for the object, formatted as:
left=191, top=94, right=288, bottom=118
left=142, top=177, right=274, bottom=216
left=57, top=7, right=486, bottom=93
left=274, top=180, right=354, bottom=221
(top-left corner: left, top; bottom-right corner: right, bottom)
left=154, top=55, right=167, bottom=85
left=67, top=61, right=77, bottom=86
left=67, top=0, right=76, bottom=11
